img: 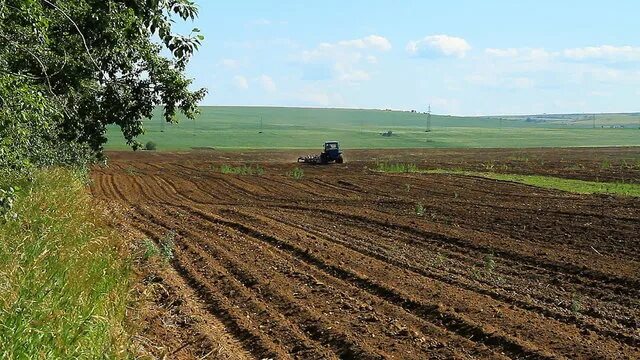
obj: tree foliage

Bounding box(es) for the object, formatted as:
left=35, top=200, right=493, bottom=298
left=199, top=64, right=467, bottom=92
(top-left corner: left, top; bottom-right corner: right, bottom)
left=0, top=0, right=206, bottom=173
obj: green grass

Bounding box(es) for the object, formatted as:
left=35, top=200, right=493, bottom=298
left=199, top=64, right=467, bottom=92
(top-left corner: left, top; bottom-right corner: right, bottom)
left=428, top=170, right=640, bottom=197
left=216, top=164, right=265, bottom=175
left=373, top=162, right=640, bottom=197
left=0, top=169, right=131, bottom=359
left=105, top=106, right=640, bottom=151
left=375, top=162, right=419, bottom=173
left=288, top=167, right=304, bottom=180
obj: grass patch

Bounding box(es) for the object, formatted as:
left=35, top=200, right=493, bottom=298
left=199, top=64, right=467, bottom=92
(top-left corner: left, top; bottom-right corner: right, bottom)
left=0, top=168, right=131, bottom=358
left=414, top=203, right=425, bottom=216
left=375, top=162, right=419, bottom=173
left=216, top=164, right=265, bottom=175
left=288, top=167, right=304, bottom=180
left=427, top=169, right=640, bottom=197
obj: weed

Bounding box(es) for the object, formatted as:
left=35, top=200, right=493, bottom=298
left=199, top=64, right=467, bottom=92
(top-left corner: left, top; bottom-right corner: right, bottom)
left=288, top=167, right=304, bottom=180
left=415, top=203, right=425, bottom=216
left=160, top=231, right=176, bottom=262
left=600, top=160, right=611, bottom=169
left=142, top=238, right=159, bottom=261
left=405, top=184, right=411, bottom=192
left=454, top=191, right=459, bottom=199
left=571, top=293, right=582, bottom=314
left=219, top=164, right=265, bottom=175
left=484, top=253, right=496, bottom=273
left=0, top=169, right=131, bottom=358
left=434, top=252, right=448, bottom=267
left=376, top=162, right=420, bottom=173
left=482, top=161, right=495, bottom=171
left=124, top=166, right=137, bottom=175
left=471, top=268, right=482, bottom=279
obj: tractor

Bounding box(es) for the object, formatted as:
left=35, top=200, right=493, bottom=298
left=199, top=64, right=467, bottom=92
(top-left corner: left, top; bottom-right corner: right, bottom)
left=298, top=141, right=344, bottom=164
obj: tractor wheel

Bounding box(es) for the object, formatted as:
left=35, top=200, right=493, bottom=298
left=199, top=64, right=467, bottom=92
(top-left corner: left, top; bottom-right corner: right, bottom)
left=336, top=155, right=344, bottom=164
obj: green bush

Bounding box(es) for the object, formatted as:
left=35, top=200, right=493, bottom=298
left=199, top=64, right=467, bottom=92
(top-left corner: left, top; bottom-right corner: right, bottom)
left=145, top=141, right=158, bottom=151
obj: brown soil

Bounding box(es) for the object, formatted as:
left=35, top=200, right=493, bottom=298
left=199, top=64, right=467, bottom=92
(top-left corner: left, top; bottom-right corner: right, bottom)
left=93, top=147, right=640, bottom=359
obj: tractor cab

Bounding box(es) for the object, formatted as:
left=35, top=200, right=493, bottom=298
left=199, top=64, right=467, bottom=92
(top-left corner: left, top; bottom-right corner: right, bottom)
left=321, top=141, right=344, bottom=164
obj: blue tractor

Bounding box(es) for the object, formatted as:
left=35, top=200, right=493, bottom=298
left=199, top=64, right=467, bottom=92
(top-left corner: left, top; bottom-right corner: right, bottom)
left=298, top=141, right=344, bottom=164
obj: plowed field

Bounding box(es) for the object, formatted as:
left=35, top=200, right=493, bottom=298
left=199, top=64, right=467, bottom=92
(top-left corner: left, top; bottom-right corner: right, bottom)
left=92, top=148, right=640, bottom=359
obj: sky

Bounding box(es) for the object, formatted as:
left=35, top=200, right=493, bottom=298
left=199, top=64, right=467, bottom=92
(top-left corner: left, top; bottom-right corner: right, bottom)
left=179, top=0, right=640, bottom=115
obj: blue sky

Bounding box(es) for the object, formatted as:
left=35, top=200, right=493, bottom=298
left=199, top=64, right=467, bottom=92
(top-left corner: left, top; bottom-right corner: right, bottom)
left=181, top=0, right=640, bottom=115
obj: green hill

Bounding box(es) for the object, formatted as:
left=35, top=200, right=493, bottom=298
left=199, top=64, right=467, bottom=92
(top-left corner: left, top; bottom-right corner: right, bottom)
left=105, top=107, right=640, bottom=150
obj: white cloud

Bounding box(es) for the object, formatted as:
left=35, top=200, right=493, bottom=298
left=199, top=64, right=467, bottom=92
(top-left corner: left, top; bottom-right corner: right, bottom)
left=336, top=35, right=392, bottom=51
left=301, top=34, right=391, bottom=62
left=259, top=75, right=277, bottom=93
left=466, top=73, right=535, bottom=89
left=337, top=67, right=370, bottom=82
left=233, top=75, right=249, bottom=90
left=485, top=48, right=520, bottom=57
left=563, top=45, right=640, bottom=62
left=220, top=58, right=239, bottom=69
left=300, top=35, right=391, bottom=83
left=484, top=47, right=553, bottom=63
left=407, top=35, right=471, bottom=58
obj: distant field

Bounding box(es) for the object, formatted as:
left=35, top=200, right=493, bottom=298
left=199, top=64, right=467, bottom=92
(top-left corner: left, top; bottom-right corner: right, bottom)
left=105, top=107, right=640, bottom=150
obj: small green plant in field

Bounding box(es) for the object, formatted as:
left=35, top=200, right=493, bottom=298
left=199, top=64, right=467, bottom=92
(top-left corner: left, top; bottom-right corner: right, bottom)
left=481, top=161, right=495, bottom=171
left=288, top=167, right=304, bottom=180
left=219, top=164, right=265, bottom=175
left=160, top=231, right=176, bottom=262
left=571, top=293, right=582, bottom=314
left=376, top=162, right=419, bottom=173
left=142, top=238, right=159, bottom=261
left=125, top=166, right=138, bottom=175
left=435, top=252, right=447, bottom=267
left=414, top=203, right=425, bottom=216
left=405, top=184, right=411, bottom=192
left=484, top=253, right=496, bottom=273
left=145, top=141, right=157, bottom=151
left=600, top=160, right=611, bottom=169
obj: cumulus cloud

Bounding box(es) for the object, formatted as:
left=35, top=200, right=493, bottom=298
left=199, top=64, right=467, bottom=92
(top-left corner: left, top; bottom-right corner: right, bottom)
left=485, top=48, right=520, bottom=58
left=233, top=75, right=249, bottom=90
left=484, top=48, right=553, bottom=64
left=300, top=35, right=391, bottom=83
left=259, top=75, right=277, bottom=93
left=407, top=35, right=471, bottom=58
left=486, top=45, right=640, bottom=63
left=563, top=45, right=640, bottom=62
left=336, top=35, right=392, bottom=51
left=301, top=35, right=391, bottom=62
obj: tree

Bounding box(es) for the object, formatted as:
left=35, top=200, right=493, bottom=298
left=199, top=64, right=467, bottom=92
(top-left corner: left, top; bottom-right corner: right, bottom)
left=0, top=0, right=206, bottom=165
